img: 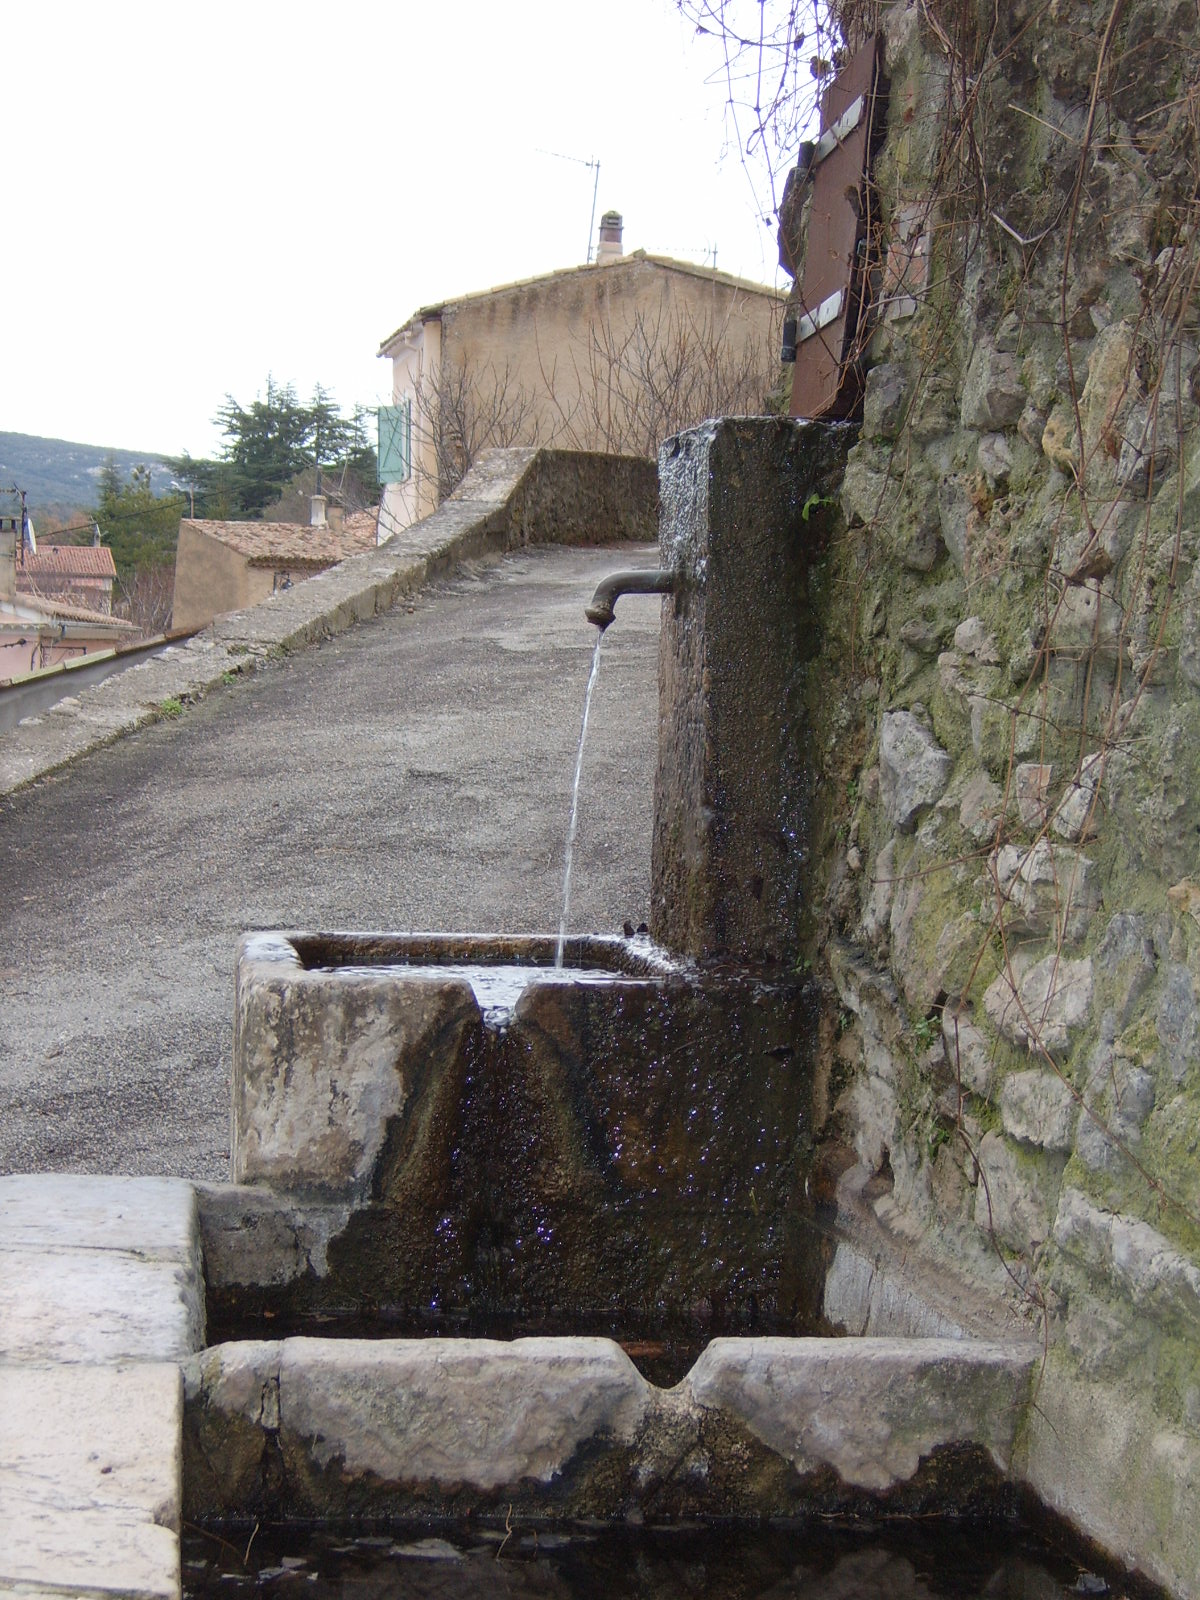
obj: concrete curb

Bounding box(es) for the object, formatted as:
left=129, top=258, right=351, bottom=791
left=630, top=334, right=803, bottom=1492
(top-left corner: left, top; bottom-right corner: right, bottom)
left=0, top=447, right=655, bottom=801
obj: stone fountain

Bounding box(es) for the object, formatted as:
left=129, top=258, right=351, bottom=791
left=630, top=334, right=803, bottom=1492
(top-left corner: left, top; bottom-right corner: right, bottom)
left=0, top=420, right=1056, bottom=1599
left=186, top=419, right=1038, bottom=1526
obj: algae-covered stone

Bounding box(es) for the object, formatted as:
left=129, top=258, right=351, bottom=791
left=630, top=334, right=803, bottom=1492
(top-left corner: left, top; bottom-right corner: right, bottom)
left=1075, top=1055, right=1156, bottom=1172
left=1095, top=912, right=1157, bottom=1028
left=1157, top=963, right=1198, bottom=1085
left=974, top=1131, right=1065, bottom=1251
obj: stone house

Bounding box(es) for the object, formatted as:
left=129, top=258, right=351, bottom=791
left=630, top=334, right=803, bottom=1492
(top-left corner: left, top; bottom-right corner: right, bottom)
left=377, top=211, right=783, bottom=532
left=172, top=504, right=378, bottom=632
left=0, top=522, right=134, bottom=680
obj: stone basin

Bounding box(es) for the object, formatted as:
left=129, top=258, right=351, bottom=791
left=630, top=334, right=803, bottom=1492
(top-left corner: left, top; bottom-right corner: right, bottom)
left=230, top=931, right=821, bottom=1339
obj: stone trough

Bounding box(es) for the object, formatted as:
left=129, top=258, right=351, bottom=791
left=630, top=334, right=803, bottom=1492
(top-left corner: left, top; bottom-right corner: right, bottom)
left=222, top=929, right=821, bottom=1341
left=1, top=1173, right=1043, bottom=1600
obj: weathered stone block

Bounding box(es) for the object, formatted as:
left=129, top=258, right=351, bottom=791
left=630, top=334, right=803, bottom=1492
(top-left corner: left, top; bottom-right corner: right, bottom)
left=938, top=474, right=971, bottom=570
left=859, top=838, right=896, bottom=949
left=0, top=1175, right=205, bottom=1365
left=1015, top=762, right=1053, bottom=828
left=653, top=418, right=850, bottom=961
left=879, top=710, right=953, bottom=830
left=953, top=616, right=1001, bottom=662
left=1095, top=912, right=1157, bottom=1028
left=280, top=1337, right=649, bottom=1494
left=1000, top=1069, right=1078, bottom=1151
left=1051, top=751, right=1105, bottom=841
left=686, top=1336, right=1036, bottom=1492
left=961, top=345, right=1026, bottom=431
left=993, top=839, right=1100, bottom=945
left=974, top=1131, right=1064, bottom=1251
left=941, top=1003, right=998, bottom=1098
left=1047, top=580, right=1123, bottom=660
left=983, top=954, right=1094, bottom=1059
left=1075, top=1057, right=1156, bottom=1172
left=0, top=1362, right=182, bottom=1599
left=234, top=931, right=479, bottom=1200
left=957, top=770, right=1003, bottom=841
left=1053, top=1187, right=1200, bottom=1334
left=862, top=362, right=910, bottom=440
left=977, top=432, right=1014, bottom=488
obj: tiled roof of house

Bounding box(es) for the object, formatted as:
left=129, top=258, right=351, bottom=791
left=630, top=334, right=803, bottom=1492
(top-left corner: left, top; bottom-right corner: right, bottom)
left=379, top=251, right=784, bottom=355
left=1, top=593, right=136, bottom=630
left=19, top=544, right=117, bottom=581
left=182, top=508, right=378, bottom=568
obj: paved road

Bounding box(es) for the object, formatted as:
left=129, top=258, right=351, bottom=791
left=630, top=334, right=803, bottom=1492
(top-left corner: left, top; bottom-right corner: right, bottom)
left=0, top=544, right=660, bottom=1180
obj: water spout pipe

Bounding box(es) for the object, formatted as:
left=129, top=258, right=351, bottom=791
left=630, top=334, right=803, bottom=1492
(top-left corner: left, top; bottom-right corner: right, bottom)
left=585, top=568, right=676, bottom=631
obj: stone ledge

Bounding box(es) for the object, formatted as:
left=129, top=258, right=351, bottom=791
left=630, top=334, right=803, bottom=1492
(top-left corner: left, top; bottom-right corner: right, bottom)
left=685, top=1335, right=1036, bottom=1491
left=0, top=1361, right=182, bottom=1600
left=184, top=1332, right=1038, bottom=1519
left=0, top=1176, right=205, bottom=1366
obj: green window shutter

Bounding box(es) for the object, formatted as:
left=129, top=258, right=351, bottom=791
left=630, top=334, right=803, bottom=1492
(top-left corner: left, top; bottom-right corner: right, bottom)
left=378, top=401, right=412, bottom=483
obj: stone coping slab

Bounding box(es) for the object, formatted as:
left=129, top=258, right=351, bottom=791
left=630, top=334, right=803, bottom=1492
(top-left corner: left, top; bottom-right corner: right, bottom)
left=0, top=447, right=654, bottom=799
left=686, top=1335, right=1036, bottom=1492
left=0, top=1176, right=205, bottom=1365
left=0, top=1361, right=182, bottom=1600
left=0, top=1173, right=200, bottom=1260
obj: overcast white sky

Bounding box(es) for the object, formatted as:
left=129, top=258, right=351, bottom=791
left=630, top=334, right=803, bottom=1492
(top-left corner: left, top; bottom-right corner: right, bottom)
left=4, top=0, right=788, bottom=461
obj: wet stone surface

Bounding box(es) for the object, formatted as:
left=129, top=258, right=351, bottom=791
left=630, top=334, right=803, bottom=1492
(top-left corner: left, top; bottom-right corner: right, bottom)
left=227, top=935, right=821, bottom=1342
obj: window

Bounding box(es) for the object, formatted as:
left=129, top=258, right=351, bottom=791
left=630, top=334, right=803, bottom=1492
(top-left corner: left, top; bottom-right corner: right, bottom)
left=378, top=399, right=413, bottom=483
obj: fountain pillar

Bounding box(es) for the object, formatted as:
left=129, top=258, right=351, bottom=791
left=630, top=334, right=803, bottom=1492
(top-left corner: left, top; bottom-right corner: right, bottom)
left=651, top=417, right=849, bottom=963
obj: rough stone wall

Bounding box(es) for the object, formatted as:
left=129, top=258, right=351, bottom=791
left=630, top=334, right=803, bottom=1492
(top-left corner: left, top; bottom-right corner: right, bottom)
left=797, top=3, right=1200, bottom=1589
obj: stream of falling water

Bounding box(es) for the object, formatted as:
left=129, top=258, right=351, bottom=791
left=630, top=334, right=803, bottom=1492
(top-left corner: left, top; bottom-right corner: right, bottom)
left=555, top=630, right=604, bottom=967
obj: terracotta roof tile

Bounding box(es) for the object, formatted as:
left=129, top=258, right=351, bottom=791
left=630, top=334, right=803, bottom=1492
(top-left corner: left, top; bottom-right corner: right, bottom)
left=19, top=544, right=117, bottom=580
left=182, top=513, right=378, bottom=567
left=1, top=594, right=136, bottom=629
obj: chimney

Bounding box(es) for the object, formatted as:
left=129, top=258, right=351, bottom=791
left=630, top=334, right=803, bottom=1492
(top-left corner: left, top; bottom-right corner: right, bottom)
left=310, top=494, right=327, bottom=529
left=597, top=209, right=624, bottom=262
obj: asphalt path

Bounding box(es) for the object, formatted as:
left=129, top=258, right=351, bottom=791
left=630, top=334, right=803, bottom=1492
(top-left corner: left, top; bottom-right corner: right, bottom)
left=0, top=544, right=660, bottom=1180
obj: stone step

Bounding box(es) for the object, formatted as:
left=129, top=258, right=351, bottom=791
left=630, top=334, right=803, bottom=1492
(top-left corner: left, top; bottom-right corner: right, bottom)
left=0, top=1175, right=205, bottom=1365
left=0, top=1361, right=182, bottom=1600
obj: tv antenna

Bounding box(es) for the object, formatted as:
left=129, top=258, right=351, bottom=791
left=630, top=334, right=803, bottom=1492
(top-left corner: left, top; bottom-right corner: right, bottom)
left=537, top=148, right=601, bottom=261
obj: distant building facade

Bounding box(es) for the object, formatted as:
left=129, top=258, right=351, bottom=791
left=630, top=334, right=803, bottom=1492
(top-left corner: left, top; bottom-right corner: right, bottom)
left=0, top=525, right=134, bottom=680
left=377, top=213, right=783, bottom=534
left=172, top=504, right=379, bottom=632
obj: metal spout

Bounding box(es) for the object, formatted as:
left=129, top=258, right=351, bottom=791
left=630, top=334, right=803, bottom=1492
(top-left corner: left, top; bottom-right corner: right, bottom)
left=585, top=568, right=676, bottom=631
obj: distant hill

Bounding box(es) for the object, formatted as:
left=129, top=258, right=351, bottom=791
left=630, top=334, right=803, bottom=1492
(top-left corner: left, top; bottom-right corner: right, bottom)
left=0, top=431, right=185, bottom=516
